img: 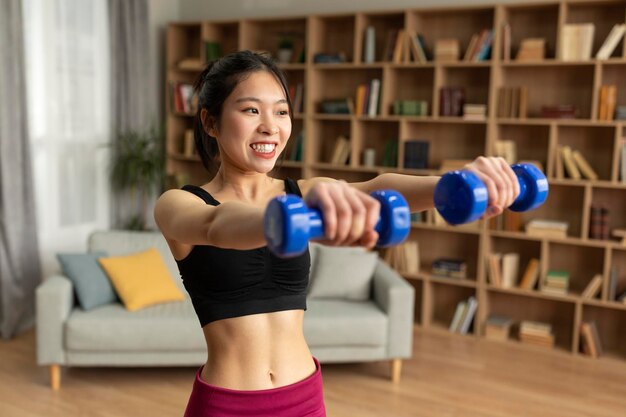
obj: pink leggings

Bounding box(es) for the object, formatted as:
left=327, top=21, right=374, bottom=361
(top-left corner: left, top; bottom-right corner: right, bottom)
left=183, top=357, right=326, bottom=417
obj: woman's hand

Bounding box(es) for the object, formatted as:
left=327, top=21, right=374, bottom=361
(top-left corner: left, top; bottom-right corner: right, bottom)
left=463, top=156, right=521, bottom=218
left=304, top=180, right=381, bottom=249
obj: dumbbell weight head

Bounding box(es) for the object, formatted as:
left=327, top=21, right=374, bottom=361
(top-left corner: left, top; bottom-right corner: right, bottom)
left=370, top=190, right=411, bottom=247
left=508, top=163, right=549, bottom=212
left=434, top=170, right=489, bottom=225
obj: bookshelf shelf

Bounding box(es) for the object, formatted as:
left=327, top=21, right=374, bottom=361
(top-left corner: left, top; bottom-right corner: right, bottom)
left=165, top=0, right=626, bottom=363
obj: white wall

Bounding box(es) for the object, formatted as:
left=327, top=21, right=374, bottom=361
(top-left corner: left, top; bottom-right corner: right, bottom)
left=178, top=0, right=529, bottom=21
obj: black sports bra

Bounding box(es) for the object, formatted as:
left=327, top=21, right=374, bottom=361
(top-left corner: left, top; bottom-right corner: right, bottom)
left=176, top=178, right=310, bottom=327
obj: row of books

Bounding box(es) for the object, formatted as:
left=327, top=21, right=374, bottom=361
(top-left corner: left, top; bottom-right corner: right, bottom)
left=383, top=241, right=419, bottom=274
left=354, top=79, right=381, bottom=116
left=555, top=145, right=598, bottom=181
left=374, top=29, right=432, bottom=64
left=169, top=82, right=197, bottom=114
left=328, top=135, right=351, bottom=165
left=285, top=130, right=304, bottom=162
left=439, top=87, right=465, bottom=117
left=463, top=29, right=493, bottom=62
left=589, top=205, right=610, bottom=240
left=580, top=321, right=603, bottom=358
left=487, top=253, right=538, bottom=289
left=560, top=23, right=595, bottom=61
left=449, top=296, right=477, bottom=334
left=403, top=140, right=429, bottom=170
left=598, top=85, right=618, bottom=121
left=392, top=100, right=429, bottom=116
left=496, top=87, right=528, bottom=119
left=288, top=83, right=305, bottom=114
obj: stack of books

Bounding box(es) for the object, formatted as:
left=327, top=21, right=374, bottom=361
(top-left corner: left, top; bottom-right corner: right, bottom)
left=434, top=38, right=460, bottom=62
left=354, top=79, right=381, bottom=117
left=393, top=100, right=429, bottom=116
left=542, top=270, right=570, bottom=295
left=560, top=23, right=595, bottom=61
left=432, top=258, right=467, bottom=279
left=462, top=104, right=487, bottom=121
left=525, top=219, right=568, bottom=239
left=484, top=315, right=513, bottom=341
left=555, top=145, right=598, bottom=180
left=515, top=38, right=545, bottom=61
left=519, top=320, right=555, bottom=348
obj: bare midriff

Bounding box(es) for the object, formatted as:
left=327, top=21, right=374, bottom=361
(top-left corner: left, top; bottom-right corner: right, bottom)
left=199, top=309, right=316, bottom=391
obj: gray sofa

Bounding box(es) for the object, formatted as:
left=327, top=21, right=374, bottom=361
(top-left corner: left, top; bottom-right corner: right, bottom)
left=36, top=230, right=414, bottom=389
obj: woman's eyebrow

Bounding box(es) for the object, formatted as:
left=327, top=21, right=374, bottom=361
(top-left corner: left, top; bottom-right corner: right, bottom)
left=235, top=97, right=288, bottom=104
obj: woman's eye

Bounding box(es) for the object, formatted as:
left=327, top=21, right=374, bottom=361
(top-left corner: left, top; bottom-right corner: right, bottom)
left=243, top=108, right=258, bottom=114
left=277, top=110, right=289, bottom=116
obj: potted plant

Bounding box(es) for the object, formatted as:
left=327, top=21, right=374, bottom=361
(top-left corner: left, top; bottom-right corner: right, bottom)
left=277, top=36, right=294, bottom=63
left=109, top=124, right=165, bottom=230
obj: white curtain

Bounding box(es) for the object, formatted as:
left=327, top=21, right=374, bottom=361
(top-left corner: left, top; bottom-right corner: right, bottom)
left=22, top=0, right=111, bottom=276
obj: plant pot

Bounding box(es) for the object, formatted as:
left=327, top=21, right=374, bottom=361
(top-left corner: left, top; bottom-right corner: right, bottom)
left=277, top=48, right=293, bottom=63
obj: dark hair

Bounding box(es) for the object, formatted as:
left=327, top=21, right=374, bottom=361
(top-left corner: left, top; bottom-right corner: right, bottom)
left=193, top=50, right=293, bottom=177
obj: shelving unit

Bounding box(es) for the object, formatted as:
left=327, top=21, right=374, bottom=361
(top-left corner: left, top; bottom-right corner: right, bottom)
left=165, top=1, right=626, bottom=362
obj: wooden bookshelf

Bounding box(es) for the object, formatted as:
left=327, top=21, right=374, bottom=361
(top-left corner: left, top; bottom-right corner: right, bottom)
left=165, top=1, right=626, bottom=362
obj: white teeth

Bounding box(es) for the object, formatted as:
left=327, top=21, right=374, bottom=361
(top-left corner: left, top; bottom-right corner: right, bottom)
left=251, top=143, right=276, bottom=153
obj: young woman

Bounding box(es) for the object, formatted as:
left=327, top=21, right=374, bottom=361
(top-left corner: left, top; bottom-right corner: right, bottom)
left=154, top=50, right=520, bottom=417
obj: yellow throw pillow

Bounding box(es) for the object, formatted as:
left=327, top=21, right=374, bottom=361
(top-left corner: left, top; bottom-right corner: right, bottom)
left=98, top=248, right=185, bottom=311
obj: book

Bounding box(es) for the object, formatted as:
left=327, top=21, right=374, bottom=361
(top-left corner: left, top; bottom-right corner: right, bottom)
left=488, top=253, right=502, bottom=287
left=561, top=146, right=582, bottom=180
left=581, top=274, right=603, bottom=299
left=367, top=79, right=381, bottom=117
left=519, top=258, right=540, bottom=290
left=561, top=23, right=595, bottom=61
left=403, top=140, right=430, bottom=169
left=596, top=24, right=626, bottom=60
left=525, top=219, right=568, bottom=239
left=502, top=22, right=511, bottom=61
left=449, top=301, right=467, bottom=332
left=501, top=253, right=520, bottom=288
left=516, top=38, right=545, bottom=61
left=363, top=26, right=376, bottom=63
left=458, top=296, right=478, bottom=334
left=571, top=150, right=598, bottom=180
left=434, top=38, right=460, bottom=62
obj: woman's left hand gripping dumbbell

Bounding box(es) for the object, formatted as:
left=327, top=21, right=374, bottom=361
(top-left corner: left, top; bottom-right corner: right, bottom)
left=264, top=181, right=411, bottom=258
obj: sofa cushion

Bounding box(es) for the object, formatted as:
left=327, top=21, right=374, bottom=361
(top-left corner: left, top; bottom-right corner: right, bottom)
left=98, top=248, right=185, bottom=311
left=56, top=252, right=118, bottom=310
left=308, top=245, right=378, bottom=300
left=304, top=299, right=387, bottom=347
left=89, top=230, right=186, bottom=293
left=65, top=299, right=205, bottom=351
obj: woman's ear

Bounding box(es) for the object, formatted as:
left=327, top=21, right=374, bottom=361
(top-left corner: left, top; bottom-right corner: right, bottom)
left=201, top=109, right=218, bottom=137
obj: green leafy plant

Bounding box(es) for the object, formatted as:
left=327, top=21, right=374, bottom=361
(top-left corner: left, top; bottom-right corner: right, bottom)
left=278, top=36, right=294, bottom=50
left=109, top=124, right=164, bottom=230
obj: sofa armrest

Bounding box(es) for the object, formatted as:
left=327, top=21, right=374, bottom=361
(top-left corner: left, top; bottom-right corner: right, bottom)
left=36, top=275, right=74, bottom=365
left=372, top=260, right=415, bottom=359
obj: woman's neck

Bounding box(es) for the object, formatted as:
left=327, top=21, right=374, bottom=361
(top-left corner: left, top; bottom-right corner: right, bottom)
left=211, top=166, right=275, bottom=204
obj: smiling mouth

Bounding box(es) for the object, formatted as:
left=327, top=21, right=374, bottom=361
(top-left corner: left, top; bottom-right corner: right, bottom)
left=250, top=143, right=277, bottom=153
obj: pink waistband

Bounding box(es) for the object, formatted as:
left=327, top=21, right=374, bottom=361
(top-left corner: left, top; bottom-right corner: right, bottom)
left=184, top=357, right=326, bottom=417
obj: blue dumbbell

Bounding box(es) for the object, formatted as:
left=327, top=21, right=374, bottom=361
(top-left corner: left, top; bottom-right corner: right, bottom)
left=434, top=163, right=549, bottom=225
left=264, top=190, right=411, bottom=258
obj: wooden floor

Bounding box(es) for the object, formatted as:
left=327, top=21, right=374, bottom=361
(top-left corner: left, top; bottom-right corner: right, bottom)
left=2, top=327, right=626, bottom=417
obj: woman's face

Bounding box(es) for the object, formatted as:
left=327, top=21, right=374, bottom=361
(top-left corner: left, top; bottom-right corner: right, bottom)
left=209, top=71, right=292, bottom=174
